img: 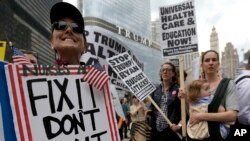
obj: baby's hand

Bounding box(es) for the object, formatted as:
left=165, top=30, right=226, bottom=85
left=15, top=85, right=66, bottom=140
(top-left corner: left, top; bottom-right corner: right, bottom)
left=178, top=88, right=186, bottom=99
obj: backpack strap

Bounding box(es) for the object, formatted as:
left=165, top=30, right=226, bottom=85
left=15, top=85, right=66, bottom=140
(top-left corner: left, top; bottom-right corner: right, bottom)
left=235, top=75, right=250, bottom=84
left=208, top=78, right=231, bottom=140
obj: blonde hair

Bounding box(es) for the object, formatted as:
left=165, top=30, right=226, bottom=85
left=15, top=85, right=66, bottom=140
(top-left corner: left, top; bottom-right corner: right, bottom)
left=187, top=80, right=207, bottom=103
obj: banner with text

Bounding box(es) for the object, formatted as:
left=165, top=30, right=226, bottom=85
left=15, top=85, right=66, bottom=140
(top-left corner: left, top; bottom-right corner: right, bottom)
left=107, top=52, right=155, bottom=101
left=4, top=64, right=119, bottom=141
left=81, top=26, right=144, bottom=91
left=160, top=0, right=198, bottom=57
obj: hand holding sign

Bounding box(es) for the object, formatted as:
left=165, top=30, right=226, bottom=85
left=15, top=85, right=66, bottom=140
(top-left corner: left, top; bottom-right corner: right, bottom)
left=107, top=52, right=182, bottom=139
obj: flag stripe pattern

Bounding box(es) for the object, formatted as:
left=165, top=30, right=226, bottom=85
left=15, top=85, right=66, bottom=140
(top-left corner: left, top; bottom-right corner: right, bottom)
left=83, top=64, right=109, bottom=91
left=12, top=46, right=31, bottom=65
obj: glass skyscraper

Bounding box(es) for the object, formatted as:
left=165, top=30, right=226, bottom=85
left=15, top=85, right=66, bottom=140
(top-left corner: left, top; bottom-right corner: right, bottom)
left=82, top=0, right=151, bottom=38
left=0, top=0, right=61, bottom=64
left=81, top=0, right=163, bottom=84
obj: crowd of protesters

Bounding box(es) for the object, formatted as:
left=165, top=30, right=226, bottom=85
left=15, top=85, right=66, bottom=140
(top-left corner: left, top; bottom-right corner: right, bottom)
left=2, top=1, right=250, bottom=141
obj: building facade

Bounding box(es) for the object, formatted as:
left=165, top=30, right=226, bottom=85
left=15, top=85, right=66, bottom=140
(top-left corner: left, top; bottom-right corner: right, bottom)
left=151, top=19, right=161, bottom=44
left=221, top=42, right=239, bottom=79
left=0, top=0, right=61, bottom=64
left=81, top=0, right=163, bottom=84
left=244, top=50, right=250, bottom=62
left=82, top=0, right=151, bottom=39
left=210, top=26, right=219, bottom=54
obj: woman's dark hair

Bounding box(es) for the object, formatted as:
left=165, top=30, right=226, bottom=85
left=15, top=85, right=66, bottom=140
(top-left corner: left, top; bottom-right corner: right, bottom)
left=159, top=62, right=177, bottom=82
left=201, top=50, right=219, bottom=63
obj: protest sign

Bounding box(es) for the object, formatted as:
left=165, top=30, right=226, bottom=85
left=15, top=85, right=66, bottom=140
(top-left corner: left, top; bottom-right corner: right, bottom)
left=81, top=26, right=144, bottom=91
left=160, top=0, right=198, bottom=57
left=160, top=0, right=199, bottom=138
left=4, top=64, right=119, bottom=141
left=0, top=104, right=4, bottom=141
left=0, top=61, right=16, bottom=141
left=107, top=52, right=155, bottom=101
left=0, top=41, right=7, bottom=60
left=109, top=84, right=125, bottom=119
left=169, top=58, right=179, bottom=68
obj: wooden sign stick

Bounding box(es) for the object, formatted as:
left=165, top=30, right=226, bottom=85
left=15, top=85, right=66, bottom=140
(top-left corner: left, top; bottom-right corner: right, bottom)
left=179, top=56, right=187, bottom=139
left=147, top=96, right=183, bottom=140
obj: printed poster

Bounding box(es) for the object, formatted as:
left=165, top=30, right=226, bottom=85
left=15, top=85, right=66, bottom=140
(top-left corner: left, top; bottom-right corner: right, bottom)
left=5, top=64, right=119, bottom=141
left=160, top=0, right=198, bottom=57
left=107, top=52, right=155, bottom=101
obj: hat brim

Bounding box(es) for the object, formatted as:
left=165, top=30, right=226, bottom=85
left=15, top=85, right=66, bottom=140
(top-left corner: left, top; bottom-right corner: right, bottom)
left=50, top=2, right=84, bottom=30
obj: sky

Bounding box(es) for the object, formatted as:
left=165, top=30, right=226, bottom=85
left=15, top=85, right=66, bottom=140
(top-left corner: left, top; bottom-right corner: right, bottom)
left=64, top=0, right=250, bottom=61
left=151, top=0, right=250, bottom=62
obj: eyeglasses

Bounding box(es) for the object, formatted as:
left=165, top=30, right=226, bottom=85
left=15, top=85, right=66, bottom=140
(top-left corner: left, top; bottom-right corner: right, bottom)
left=161, top=68, right=173, bottom=72
left=52, top=21, right=83, bottom=34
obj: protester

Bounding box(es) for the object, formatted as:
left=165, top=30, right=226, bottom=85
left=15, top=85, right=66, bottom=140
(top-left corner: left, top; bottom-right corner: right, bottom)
left=185, top=50, right=238, bottom=141
left=233, top=55, right=250, bottom=137
left=150, top=62, right=181, bottom=141
left=119, top=97, right=129, bottom=139
left=187, top=80, right=230, bottom=140
left=129, top=96, right=150, bottom=141
left=22, top=50, right=38, bottom=64
left=50, top=2, right=87, bottom=65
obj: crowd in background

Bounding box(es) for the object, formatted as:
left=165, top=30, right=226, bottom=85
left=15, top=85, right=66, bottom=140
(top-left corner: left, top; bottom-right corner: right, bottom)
left=2, top=2, right=250, bottom=141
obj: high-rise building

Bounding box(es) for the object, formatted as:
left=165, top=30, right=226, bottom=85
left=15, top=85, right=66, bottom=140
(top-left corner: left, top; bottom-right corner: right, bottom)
left=210, top=26, right=219, bottom=54
left=82, top=0, right=151, bottom=39
left=151, top=19, right=161, bottom=44
left=0, top=0, right=61, bottom=64
left=80, top=0, right=163, bottom=84
left=221, top=42, right=239, bottom=79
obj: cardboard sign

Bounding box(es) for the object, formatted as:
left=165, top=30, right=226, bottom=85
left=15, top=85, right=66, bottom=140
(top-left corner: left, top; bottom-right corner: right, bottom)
left=81, top=26, right=144, bottom=91
left=4, top=64, right=119, bottom=141
left=107, top=52, right=155, bottom=101
left=160, top=0, right=198, bottom=57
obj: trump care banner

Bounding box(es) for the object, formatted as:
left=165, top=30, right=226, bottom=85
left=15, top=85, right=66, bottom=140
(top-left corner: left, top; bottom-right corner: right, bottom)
left=81, top=26, right=144, bottom=91
left=4, top=64, right=119, bottom=141
left=160, top=0, right=198, bottom=57
left=107, top=52, right=155, bottom=101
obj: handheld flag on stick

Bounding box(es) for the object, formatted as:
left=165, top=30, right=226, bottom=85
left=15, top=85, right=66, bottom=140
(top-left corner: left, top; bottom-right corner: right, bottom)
left=11, top=46, right=31, bottom=65
left=83, top=62, right=109, bottom=91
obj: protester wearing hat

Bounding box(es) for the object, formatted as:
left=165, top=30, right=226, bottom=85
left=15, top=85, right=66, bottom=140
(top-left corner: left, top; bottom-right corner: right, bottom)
left=50, top=2, right=87, bottom=65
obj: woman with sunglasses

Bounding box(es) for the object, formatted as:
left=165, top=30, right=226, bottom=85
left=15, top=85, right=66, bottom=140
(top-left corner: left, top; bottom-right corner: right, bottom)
left=149, top=62, right=182, bottom=141
left=50, top=2, right=87, bottom=65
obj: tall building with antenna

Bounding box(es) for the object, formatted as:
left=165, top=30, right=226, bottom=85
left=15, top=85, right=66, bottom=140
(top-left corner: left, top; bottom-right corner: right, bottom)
left=210, top=26, right=219, bottom=53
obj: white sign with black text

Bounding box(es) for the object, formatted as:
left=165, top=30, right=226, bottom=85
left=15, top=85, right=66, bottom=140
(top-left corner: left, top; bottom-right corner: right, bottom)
left=107, top=52, right=155, bottom=101
left=160, top=0, right=198, bottom=57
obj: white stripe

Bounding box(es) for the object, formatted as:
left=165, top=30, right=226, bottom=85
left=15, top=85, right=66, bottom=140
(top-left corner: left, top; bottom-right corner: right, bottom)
left=88, top=69, right=100, bottom=85
left=92, top=71, right=105, bottom=88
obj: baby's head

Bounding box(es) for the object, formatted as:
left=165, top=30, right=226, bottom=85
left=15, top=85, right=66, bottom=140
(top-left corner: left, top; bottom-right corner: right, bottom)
left=187, top=80, right=211, bottom=103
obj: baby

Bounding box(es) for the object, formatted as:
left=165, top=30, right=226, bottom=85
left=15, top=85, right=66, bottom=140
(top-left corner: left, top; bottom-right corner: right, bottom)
left=187, top=80, right=229, bottom=140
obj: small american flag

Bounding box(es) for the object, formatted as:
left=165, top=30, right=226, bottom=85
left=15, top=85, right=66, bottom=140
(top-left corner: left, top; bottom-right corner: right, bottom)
left=12, top=46, right=31, bottom=65
left=83, top=63, right=109, bottom=91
